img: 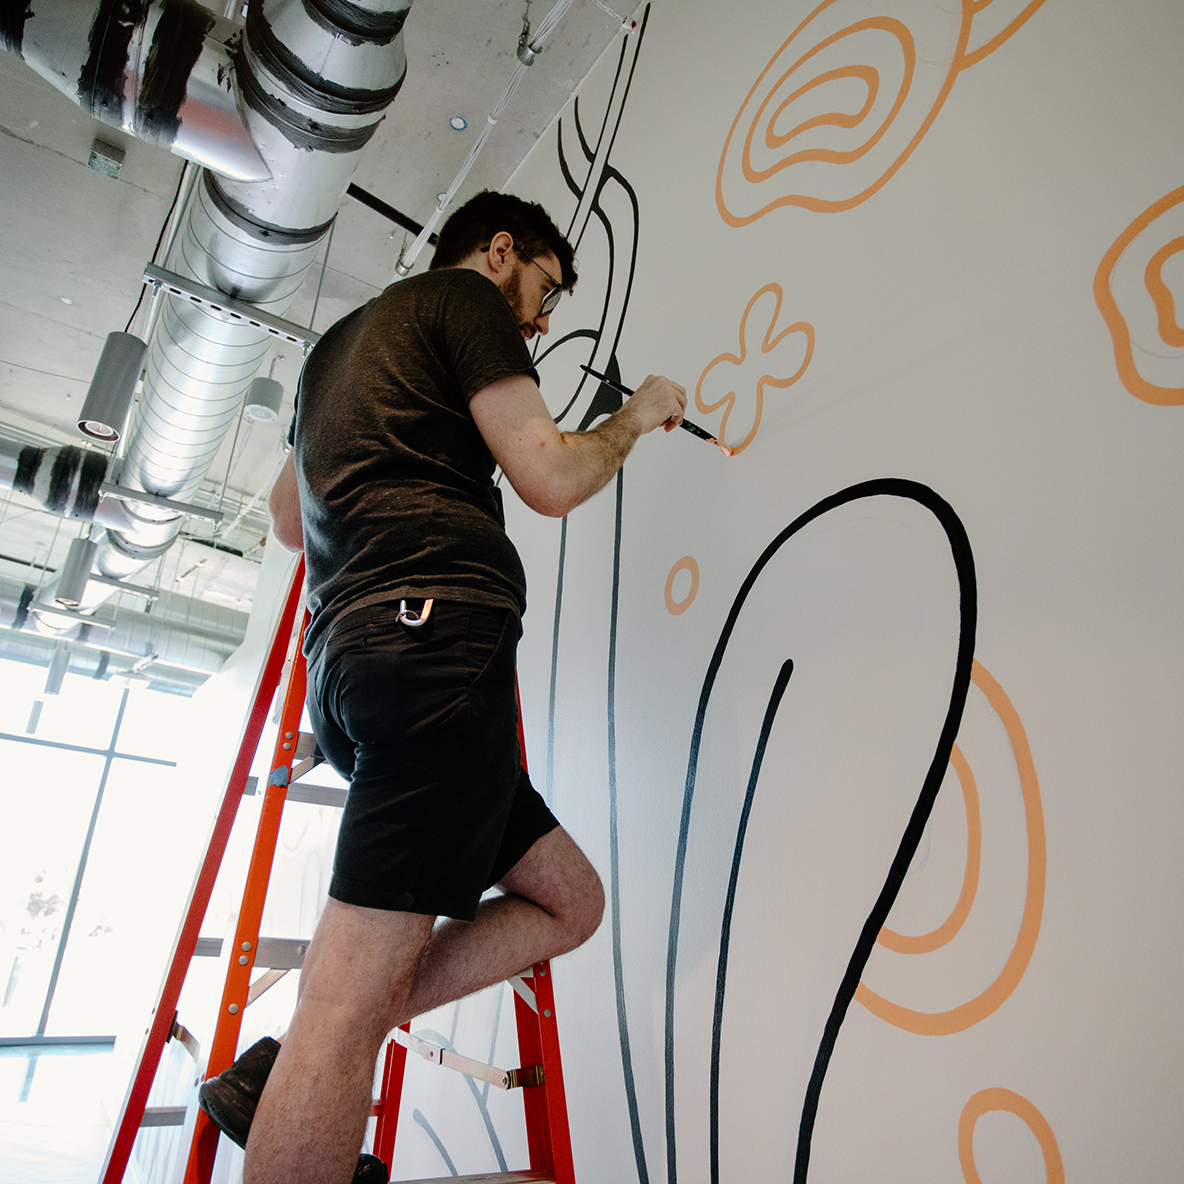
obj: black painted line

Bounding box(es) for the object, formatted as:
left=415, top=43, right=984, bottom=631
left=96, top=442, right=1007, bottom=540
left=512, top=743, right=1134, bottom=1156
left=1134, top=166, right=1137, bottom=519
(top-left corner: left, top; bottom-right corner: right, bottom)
left=411, top=1109, right=458, bottom=1176
left=710, top=659, right=794, bottom=1184
left=546, top=515, right=567, bottom=808
left=663, top=479, right=976, bottom=1184
left=414, top=1026, right=508, bottom=1170
left=606, top=468, right=650, bottom=1184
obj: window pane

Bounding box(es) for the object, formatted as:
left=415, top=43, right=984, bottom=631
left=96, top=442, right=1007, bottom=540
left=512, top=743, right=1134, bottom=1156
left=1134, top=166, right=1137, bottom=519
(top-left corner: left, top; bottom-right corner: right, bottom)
left=0, top=739, right=104, bottom=1037
left=0, top=658, right=125, bottom=751
left=111, top=683, right=192, bottom=764
left=46, top=756, right=189, bottom=1037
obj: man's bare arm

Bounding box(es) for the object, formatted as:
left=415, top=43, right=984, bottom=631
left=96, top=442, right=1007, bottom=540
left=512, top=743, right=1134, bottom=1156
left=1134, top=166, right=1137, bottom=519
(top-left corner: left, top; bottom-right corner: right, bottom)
left=469, top=372, right=686, bottom=518
left=269, top=451, right=304, bottom=552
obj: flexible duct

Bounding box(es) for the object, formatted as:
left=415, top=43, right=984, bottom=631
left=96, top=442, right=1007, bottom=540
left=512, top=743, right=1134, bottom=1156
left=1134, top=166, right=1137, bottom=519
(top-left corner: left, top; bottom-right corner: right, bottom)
left=2, top=0, right=413, bottom=623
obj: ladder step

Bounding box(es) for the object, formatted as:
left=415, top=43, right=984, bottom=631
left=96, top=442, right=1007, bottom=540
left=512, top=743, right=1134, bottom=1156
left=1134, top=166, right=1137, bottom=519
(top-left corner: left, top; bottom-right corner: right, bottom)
left=141, top=1106, right=187, bottom=1127
left=285, top=782, right=348, bottom=808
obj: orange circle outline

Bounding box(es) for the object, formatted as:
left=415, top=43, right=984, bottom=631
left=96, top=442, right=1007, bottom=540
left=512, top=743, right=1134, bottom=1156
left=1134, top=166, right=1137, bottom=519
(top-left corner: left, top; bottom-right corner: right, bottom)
left=876, top=742, right=981, bottom=954
left=739, top=18, right=915, bottom=183
left=1145, top=235, right=1184, bottom=348
left=715, top=0, right=970, bottom=223
left=958, top=1088, right=1064, bottom=1184
left=665, top=557, right=700, bottom=616
left=1093, top=185, right=1184, bottom=405
left=855, top=660, right=1046, bottom=1034
left=715, top=0, right=1049, bottom=225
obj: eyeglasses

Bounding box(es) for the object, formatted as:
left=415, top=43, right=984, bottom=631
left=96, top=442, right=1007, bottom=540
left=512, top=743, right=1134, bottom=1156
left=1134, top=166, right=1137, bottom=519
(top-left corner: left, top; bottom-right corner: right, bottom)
left=523, top=254, right=564, bottom=316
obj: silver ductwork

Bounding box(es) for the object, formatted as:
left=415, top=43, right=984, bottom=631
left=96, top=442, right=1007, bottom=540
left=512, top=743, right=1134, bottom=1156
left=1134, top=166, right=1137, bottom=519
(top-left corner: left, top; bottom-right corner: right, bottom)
left=3, top=0, right=413, bottom=631
left=5, top=0, right=269, bottom=182
left=0, top=573, right=246, bottom=694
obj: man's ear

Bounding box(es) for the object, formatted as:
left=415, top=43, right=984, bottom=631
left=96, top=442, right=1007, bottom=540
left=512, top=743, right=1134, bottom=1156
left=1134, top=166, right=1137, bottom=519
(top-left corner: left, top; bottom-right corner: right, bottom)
left=486, top=231, right=515, bottom=275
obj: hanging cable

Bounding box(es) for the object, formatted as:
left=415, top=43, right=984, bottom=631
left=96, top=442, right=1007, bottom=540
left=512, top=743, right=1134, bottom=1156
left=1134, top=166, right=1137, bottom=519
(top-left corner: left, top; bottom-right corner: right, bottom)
left=309, top=219, right=337, bottom=331
left=124, top=163, right=192, bottom=333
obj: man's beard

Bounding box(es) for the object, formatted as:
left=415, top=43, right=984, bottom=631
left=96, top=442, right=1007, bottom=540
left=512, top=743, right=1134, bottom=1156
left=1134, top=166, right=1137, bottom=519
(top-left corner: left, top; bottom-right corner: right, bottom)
left=499, top=264, right=533, bottom=339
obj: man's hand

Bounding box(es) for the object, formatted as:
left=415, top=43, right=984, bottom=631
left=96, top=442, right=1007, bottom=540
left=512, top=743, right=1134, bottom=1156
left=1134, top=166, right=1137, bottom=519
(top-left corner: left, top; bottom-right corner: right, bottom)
left=470, top=371, right=686, bottom=518
left=625, top=374, right=687, bottom=434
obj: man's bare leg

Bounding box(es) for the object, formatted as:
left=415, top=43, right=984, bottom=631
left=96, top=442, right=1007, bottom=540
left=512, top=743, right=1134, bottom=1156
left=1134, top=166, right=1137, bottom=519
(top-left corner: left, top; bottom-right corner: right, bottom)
left=243, top=903, right=433, bottom=1184
left=242, top=827, right=601, bottom=1183
left=400, top=825, right=604, bottom=1023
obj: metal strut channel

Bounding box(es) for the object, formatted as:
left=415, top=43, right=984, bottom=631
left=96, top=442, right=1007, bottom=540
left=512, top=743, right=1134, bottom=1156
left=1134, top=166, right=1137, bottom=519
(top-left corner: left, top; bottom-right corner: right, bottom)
left=141, top=264, right=322, bottom=353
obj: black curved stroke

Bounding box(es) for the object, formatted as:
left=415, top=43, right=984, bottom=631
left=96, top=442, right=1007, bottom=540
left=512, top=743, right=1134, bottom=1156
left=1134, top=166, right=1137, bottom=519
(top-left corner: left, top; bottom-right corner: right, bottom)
left=663, top=478, right=977, bottom=1184
left=710, top=659, right=794, bottom=1181
left=536, top=10, right=654, bottom=1184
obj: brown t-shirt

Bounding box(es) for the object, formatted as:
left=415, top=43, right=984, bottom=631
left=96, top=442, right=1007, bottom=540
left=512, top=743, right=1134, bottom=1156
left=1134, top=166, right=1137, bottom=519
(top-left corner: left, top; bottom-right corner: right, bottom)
left=293, top=268, right=538, bottom=661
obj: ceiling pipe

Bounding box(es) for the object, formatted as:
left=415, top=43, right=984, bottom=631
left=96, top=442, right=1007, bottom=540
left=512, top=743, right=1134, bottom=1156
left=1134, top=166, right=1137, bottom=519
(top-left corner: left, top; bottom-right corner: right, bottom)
left=2, top=0, right=414, bottom=626
left=5, top=0, right=270, bottom=183
left=0, top=573, right=247, bottom=678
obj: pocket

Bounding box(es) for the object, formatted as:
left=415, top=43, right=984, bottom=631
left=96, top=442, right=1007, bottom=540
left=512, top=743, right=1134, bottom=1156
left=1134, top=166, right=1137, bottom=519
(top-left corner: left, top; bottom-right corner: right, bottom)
left=463, top=605, right=516, bottom=687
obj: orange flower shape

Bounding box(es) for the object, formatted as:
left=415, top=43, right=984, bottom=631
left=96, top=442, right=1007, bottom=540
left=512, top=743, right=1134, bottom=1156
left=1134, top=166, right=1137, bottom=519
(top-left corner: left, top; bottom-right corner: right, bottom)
left=1094, top=185, right=1184, bottom=405
left=695, top=284, right=814, bottom=455
left=716, top=0, right=1048, bottom=224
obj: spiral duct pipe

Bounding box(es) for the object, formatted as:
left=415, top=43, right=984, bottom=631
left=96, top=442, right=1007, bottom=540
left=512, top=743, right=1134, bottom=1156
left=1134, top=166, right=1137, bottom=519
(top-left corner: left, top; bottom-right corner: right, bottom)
left=3, top=0, right=413, bottom=628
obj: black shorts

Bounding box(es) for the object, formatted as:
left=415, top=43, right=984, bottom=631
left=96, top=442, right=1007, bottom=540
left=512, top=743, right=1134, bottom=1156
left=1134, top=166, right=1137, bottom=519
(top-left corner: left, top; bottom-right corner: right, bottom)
left=305, top=600, right=559, bottom=921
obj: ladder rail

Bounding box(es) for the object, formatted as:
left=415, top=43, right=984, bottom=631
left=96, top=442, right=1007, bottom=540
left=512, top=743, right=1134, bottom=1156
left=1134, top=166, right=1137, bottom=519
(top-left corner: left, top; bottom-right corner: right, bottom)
left=183, top=612, right=312, bottom=1183
left=104, top=576, right=579, bottom=1184
left=99, top=559, right=305, bottom=1184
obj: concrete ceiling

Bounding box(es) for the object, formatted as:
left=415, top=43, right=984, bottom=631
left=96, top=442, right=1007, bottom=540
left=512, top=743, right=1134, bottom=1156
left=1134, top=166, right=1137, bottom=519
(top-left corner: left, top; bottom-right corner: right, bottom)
left=0, top=0, right=628, bottom=617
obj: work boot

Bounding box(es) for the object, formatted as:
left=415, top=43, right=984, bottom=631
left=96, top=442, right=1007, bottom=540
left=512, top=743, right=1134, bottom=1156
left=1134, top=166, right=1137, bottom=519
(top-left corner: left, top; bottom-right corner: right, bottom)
left=354, top=1154, right=389, bottom=1183
left=197, top=1036, right=279, bottom=1149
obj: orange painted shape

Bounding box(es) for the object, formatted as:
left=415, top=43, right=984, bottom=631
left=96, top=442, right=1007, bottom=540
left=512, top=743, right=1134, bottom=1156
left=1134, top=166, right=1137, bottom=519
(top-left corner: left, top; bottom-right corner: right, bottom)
left=957, top=0, right=1049, bottom=72
left=959, top=1088, right=1065, bottom=1184
left=716, top=0, right=974, bottom=223
left=855, top=660, right=1046, bottom=1034
left=1094, top=185, right=1184, bottom=406
left=695, top=284, right=814, bottom=455
left=877, top=742, right=981, bottom=954
left=1146, top=235, right=1184, bottom=348
left=740, top=18, right=915, bottom=181
left=665, top=556, right=700, bottom=616
left=765, top=65, right=879, bottom=152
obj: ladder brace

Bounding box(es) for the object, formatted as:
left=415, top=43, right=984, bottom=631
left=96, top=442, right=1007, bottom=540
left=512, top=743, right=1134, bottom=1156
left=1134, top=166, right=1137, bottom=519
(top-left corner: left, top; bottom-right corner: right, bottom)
left=393, top=1028, right=544, bottom=1091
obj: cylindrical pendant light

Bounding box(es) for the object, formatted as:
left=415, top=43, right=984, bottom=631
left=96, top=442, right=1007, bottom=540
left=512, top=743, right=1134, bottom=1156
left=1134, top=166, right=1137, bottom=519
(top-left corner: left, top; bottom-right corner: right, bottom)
left=55, top=536, right=98, bottom=606
left=77, top=332, right=147, bottom=442
left=44, top=642, right=70, bottom=695
left=244, top=377, right=284, bottom=423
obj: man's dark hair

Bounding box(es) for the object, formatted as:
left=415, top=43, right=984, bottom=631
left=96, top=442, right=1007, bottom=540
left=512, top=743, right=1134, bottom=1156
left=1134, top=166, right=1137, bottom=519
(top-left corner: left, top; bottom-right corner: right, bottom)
left=430, top=190, right=577, bottom=289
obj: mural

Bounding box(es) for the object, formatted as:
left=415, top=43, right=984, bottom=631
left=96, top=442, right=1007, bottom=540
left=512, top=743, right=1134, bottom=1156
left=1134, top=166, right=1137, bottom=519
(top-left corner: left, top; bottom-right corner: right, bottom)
left=395, top=0, right=1182, bottom=1180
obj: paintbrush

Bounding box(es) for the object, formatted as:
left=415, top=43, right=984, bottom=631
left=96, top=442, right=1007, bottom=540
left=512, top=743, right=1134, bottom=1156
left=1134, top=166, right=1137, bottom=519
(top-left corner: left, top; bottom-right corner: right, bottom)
left=578, top=365, right=733, bottom=456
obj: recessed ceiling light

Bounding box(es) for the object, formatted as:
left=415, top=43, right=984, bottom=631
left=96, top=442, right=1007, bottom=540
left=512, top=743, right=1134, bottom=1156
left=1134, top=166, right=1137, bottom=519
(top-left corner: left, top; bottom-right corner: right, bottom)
left=59, top=297, right=74, bottom=305
left=449, top=116, right=467, bottom=131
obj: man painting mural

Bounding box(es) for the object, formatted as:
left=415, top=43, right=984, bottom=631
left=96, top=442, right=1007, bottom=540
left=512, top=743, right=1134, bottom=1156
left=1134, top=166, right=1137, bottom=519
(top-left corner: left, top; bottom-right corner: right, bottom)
left=199, top=191, right=686, bottom=1184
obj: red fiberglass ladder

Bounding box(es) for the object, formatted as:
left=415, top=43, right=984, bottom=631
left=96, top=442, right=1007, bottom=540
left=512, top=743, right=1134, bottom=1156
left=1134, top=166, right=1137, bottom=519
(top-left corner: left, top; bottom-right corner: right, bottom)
left=100, top=561, right=577, bottom=1184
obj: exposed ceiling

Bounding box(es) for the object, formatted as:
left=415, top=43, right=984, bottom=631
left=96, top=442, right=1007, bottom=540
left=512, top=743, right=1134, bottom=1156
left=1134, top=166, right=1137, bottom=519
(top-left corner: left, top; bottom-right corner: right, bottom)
left=0, top=0, right=629, bottom=621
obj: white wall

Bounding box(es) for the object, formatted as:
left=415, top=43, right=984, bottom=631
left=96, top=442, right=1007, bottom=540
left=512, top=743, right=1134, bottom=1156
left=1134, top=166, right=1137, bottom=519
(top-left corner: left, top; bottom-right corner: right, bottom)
left=421, top=0, right=1183, bottom=1180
